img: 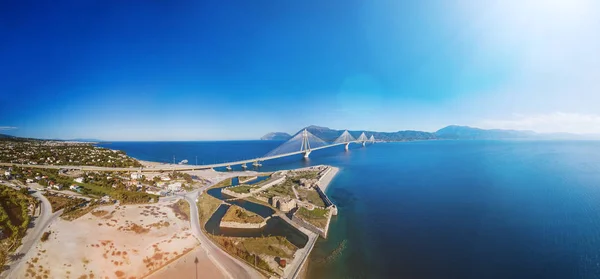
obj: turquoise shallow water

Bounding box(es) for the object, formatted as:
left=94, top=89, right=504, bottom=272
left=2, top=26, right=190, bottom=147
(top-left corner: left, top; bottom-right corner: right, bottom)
left=99, top=140, right=600, bottom=278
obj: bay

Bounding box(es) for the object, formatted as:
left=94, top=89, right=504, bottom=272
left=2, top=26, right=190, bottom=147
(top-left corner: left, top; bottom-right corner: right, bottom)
left=98, top=140, right=600, bottom=278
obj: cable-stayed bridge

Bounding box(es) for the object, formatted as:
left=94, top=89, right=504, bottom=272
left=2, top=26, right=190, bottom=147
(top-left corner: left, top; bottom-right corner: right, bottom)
left=176, top=129, right=375, bottom=171
left=0, top=129, right=375, bottom=172
left=161, top=129, right=375, bottom=171
left=213, top=129, right=375, bottom=170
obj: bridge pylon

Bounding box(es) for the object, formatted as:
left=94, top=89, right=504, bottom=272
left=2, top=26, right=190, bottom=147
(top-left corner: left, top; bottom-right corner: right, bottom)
left=357, top=132, right=368, bottom=147
left=264, top=128, right=327, bottom=159
left=300, top=129, right=311, bottom=158
left=334, top=130, right=356, bottom=151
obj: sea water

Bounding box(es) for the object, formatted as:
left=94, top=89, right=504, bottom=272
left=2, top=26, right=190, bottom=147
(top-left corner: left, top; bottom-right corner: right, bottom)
left=99, top=140, right=600, bottom=278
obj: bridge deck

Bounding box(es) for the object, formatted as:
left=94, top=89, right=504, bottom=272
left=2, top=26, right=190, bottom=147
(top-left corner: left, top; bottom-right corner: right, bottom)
left=0, top=141, right=368, bottom=172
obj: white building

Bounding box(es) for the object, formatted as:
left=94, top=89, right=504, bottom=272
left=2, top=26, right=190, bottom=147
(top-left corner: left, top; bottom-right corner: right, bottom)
left=74, top=177, right=84, bottom=183
left=53, top=184, right=63, bottom=190
left=146, top=190, right=162, bottom=196
left=168, top=182, right=182, bottom=192
left=4, top=171, right=10, bottom=177
left=160, top=176, right=171, bottom=181
left=131, top=172, right=142, bottom=180
left=26, top=179, right=34, bottom=183
left=70, top=185, right=81, bottom=191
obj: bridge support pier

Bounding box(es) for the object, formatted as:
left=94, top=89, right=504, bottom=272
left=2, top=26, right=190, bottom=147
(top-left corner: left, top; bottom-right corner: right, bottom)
left=226, top=165, right=232, bottom=171
left=241, top=163, right=247, bottom=170
left=362, top=141, right=366, bottom=147
left=345, top=142, right=350, bottom=151
left=304, top=150, right=311, bottom=158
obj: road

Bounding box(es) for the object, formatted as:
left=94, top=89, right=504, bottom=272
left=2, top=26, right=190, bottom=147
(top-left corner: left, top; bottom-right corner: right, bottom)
left=0, top=140, right=370, bottom=172
left=275, top=212, right=318, bottom=279
left=183, top=176, right=317, bottom=279
left=180, top=186, right=263, bottom=279
left=1, top=190, right=63, bottom=279
left=182, top=178, right=316, bottom=279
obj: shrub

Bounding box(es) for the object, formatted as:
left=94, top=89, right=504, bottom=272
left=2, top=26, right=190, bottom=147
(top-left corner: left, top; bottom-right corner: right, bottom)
left=41, top=231, right=51, bottom=242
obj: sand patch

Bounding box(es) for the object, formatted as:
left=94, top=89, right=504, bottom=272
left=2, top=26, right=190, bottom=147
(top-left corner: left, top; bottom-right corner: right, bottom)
left=13, top=201, right=197, bottom=279
left=146, top=246, right=226, bottom=279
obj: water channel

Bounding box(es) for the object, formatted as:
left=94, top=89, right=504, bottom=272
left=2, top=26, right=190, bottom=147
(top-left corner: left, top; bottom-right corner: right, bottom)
left=204, top=177, right=309, bottom=248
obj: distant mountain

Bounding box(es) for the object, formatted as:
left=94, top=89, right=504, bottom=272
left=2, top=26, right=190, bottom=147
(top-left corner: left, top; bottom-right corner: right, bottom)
left=435, top=125, right=536, bottom=140
left=263, top=125, right=592, bottom=142
left=0, top=133, right=32, bottom=142
left=63, top=138, right=103, bottom=142
left=260, top=132, right=292, bottom=141
left=302, top=125, right=436, bottom=142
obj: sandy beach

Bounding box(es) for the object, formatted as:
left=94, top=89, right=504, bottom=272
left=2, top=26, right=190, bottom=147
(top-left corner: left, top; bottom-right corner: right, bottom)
left=318, top=166, right=339, bottom=192
left=13, top=200, right=221, bottom=279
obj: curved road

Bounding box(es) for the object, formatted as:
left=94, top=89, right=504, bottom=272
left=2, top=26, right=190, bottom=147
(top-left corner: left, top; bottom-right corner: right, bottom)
left=181, top=188, right=263, bottom=279
left=2, top=190, right=63, bottom=279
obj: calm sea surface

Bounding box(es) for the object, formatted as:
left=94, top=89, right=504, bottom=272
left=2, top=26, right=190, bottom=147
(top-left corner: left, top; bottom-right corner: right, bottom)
left=98, top=140, right=600, bottom=278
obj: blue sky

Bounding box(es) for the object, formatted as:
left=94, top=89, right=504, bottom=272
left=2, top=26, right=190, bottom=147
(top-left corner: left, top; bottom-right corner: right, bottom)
left=1, top=0, right=599, bottom=140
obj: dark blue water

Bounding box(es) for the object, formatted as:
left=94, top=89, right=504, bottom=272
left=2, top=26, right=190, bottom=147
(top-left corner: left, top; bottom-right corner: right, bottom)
left=97, top=141, right=282, bottom=165
left=100, top=140, right=600, bottom=278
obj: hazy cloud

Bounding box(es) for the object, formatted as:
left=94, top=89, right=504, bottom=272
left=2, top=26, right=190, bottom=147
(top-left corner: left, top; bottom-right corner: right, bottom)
left=479, top=112, right=600, bottom=134
left=453, top=0, right=600, bottom=120
left=0, top=126, right=17, bottom=131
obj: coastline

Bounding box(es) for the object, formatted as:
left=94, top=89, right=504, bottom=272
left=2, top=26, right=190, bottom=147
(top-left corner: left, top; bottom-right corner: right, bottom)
left=298, top=258, right=310, bottom=279
left=295, top=167, right=339, bottom=279
left=24, top=152, right=340, bottom=278
left=9, top=152, right=342, bottom=279
left=291, top=165, right=339, bottom=278
left=318, top=166, right=339, bottom=193
left=200, top=164, right=341, bottom=279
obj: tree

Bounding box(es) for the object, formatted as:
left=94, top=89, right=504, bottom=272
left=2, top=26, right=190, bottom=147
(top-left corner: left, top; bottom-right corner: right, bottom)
left=183, top=173, right=193, bottom=183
